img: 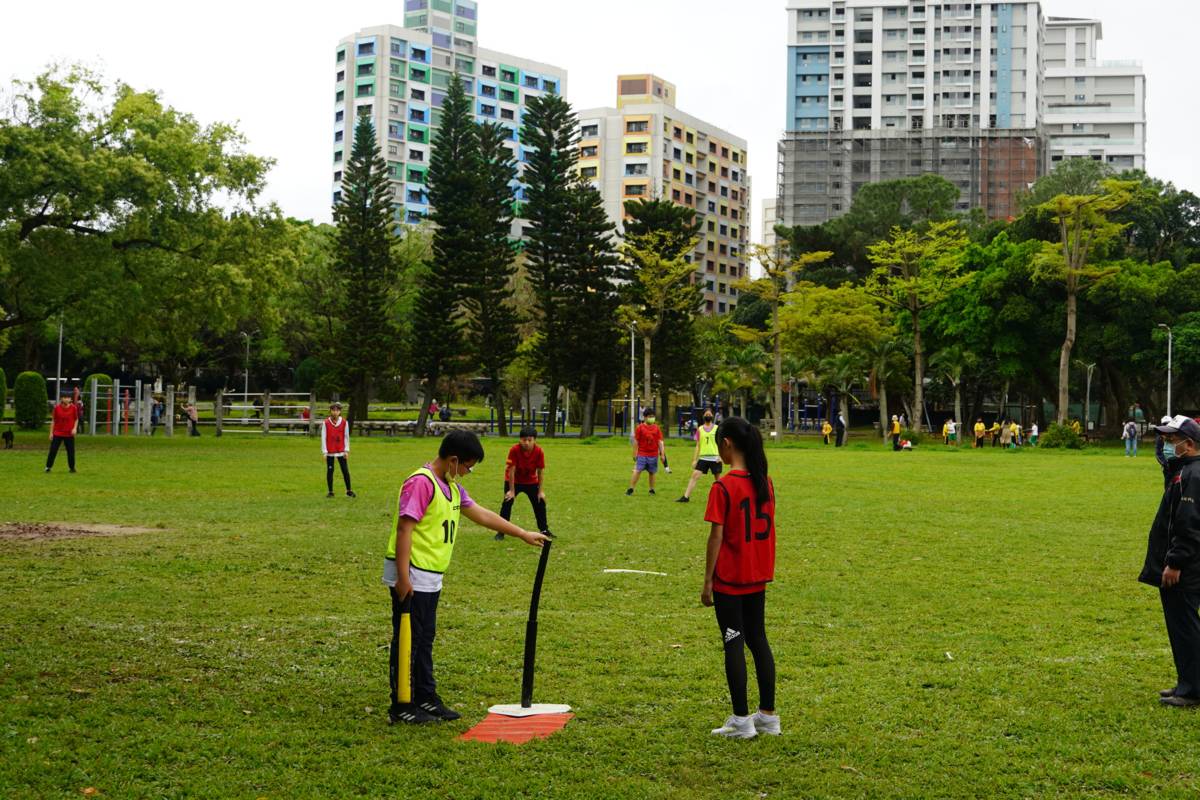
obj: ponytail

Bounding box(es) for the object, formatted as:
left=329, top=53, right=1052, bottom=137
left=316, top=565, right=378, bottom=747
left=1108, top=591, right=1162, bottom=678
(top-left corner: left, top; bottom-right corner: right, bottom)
left=716, top=417, right=771, bottom=511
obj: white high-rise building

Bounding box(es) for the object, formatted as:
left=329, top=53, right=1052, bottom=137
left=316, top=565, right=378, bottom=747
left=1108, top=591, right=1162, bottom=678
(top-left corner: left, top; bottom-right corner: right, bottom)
left=1043, top=17, right=1146, bottom=171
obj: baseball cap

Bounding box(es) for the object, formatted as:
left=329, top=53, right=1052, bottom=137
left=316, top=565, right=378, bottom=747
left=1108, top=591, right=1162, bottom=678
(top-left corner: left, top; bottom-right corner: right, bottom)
left=1153, top=414, right=1200, bottom=443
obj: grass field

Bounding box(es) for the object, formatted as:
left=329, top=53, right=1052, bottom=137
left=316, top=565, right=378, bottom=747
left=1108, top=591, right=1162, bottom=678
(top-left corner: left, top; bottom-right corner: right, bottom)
left=0, top=429, right=1193, bottom=799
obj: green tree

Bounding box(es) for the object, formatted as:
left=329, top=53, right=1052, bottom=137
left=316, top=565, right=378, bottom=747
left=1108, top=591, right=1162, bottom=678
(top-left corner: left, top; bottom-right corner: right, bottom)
left=562, top=180, right=622, bottom=437
left=13, top=370, right=47, bottom=429
left=1114, top=171, right=1200, bottom=268
left=864, top=220, right=968, bottom=430
left=521, top=93, right=579, bottom=437
left=0, top=66, right=273, bottom=359
left=1033, top=179, right=1135, bottom=424
left=412, top=75, right=478, bottom=435
left=818, top=352, right=867, bottom=435
left=864, top=338, right=909, bottom=440
left=1019, top=158, right=1112, bottom=209
left=741, top=243, right=832, bottom=441
left=331, top=116, right=400, bottom=426
left=461, top=122, right=520, bottom=435
left=929, top=345, right=978, bottom=434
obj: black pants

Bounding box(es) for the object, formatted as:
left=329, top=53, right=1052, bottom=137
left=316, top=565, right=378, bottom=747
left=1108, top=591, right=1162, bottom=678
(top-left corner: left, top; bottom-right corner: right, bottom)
left=500, top=483, right=548, bottom=532
left=389, top=588, right=441, bottom=710
left=1160, top=588, right=1200, bottom=698
left=326, top=456, right=352, bottom=493
left=892, top=433, right=901, bottom=451
left=46, top=436, right=75, bottom=471
left=713, top=590, right=775, bottom=717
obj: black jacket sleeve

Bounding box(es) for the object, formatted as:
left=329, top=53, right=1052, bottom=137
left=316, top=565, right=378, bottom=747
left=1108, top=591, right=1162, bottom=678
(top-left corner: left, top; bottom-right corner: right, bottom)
left=1166, top=469, right=1200, bottom=570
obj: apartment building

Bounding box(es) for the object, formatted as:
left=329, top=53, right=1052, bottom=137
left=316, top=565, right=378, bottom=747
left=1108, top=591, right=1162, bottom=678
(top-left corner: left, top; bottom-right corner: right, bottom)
left=578, top=75, right=751, bottom=315
left=779, top=0, right=1048, bottom=226
left=1044, top=17, right=1145, bottom=171
left=762, top=198, right=779, bottom=252
left=332, top=0, right=566, bottom=231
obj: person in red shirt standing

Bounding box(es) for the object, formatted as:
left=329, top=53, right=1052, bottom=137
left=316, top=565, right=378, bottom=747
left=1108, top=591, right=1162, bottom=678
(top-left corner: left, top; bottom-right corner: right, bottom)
left=626, top=408, right=665, bottom=496
left=495, top=426, right=549, bottom=541
left=45, top=392, right=80, bottom=473
left=321, top=402, right=355, bottom=498
left=701, top=416, right=778, bottom=739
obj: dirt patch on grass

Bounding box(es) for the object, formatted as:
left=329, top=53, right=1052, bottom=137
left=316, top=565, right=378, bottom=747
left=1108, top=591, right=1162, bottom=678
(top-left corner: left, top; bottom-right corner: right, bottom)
left=0, top=522, right=161, bottom=541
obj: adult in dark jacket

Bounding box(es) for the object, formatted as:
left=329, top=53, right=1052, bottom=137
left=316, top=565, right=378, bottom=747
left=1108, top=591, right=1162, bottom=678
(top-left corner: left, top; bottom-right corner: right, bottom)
left=1138, top=415, right=1200, bottom=707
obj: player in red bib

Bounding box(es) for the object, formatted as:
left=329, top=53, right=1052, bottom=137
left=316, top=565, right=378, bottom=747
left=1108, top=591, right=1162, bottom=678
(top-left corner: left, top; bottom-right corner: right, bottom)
left=701, top=416, right=778, bottom=739
left=321, top=402, right=355, bottom=498
left=45, top=391, right=80, bottom=473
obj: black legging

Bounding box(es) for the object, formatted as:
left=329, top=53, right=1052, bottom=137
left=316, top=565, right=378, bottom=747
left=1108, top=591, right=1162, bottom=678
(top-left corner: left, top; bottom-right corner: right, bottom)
left=46, top=436, right=76, bottom=471
left=326, top=456, right=352, bottom=493
left=499, top=482, right=548, bottom=532
left=713, top=590, right=775, bottom=716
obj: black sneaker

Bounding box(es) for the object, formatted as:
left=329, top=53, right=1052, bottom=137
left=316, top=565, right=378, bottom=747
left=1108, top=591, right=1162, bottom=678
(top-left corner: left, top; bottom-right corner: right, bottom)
left=648, top=489, right=656, bottom=496
left=44, top=468, right=50, bottom=473
left=675, top=496, right=689, bottom=503
left=1160, top=687, right=1178, bottom=698
left=346, top=490, right=356, bottom=498
left=419, top=698, right=462, bottom=721
left=625, top=488, right=633, bottom=496
left=1160, top=694, right=1200, bottom=708
left=326, top=492, right=335, bottom=498
left=69, top=469, right=77, bottom=474
left=494, top=532, right=505, bottom=542
left=388, top=704, right=439, bottom=725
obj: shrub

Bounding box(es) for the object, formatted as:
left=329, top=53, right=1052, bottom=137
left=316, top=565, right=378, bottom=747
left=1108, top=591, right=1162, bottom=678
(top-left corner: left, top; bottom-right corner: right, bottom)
left=14, top=371, right=48, bottom=429
left=1039, top=423, right=1085, bottom=449
left=82, top=373, right=113, bottom=426
left=0, top=366, right=6, bottom=422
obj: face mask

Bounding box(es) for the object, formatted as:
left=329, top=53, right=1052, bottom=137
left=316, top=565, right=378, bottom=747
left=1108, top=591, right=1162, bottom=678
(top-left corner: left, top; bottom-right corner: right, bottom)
left=1163, top=443, right=1177, bottom=460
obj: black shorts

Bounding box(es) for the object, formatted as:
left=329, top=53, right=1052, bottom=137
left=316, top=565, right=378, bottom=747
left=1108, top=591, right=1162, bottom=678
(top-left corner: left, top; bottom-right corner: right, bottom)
left=696, top=459, right=722, bottom=476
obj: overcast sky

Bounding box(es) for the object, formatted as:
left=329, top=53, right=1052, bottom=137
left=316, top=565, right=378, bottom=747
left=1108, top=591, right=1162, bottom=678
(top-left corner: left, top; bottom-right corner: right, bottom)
left=3, top=0, right=1196, bottom=241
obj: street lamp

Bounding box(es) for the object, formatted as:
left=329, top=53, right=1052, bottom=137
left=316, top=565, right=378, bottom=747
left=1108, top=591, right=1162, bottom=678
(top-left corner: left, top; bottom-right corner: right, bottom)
left=1084, top=362, right=1096, bottom=432
left=239, top=331, right=253, bottom=406
left=628, top=323, right=636, bottom=439
left=1159, top=324, right=1173, bottom=417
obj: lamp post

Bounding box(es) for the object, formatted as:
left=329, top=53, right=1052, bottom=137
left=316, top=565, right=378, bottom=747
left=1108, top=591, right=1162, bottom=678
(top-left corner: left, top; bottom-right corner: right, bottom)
left=1158, top=324, right=1173, bottom=417
left=628, top=323, right=636, bottom=440
left=1084, top=362, right=1096, bottom=432
left=54, top=316, right=64, bottom=398
left=239, top=331, right=253, bottom=406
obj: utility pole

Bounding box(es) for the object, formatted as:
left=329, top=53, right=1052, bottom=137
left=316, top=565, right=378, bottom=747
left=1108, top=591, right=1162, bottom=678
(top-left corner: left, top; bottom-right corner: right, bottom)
left=1158, top=324, right=1173, bottom=417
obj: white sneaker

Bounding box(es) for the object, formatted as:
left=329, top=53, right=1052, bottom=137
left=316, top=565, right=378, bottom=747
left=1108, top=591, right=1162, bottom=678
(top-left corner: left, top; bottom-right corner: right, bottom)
left=711, top=714, right=757, bottom=739
left=752, top=711, right=781, bottom=735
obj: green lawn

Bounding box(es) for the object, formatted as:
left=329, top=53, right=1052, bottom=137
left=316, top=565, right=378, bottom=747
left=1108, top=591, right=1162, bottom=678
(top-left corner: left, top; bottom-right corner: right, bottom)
left=0, top=431, right=1192, bottom=799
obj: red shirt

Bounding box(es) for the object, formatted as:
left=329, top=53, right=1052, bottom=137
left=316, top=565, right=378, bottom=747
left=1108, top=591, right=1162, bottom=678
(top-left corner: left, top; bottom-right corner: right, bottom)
left=52, top=404, right=79, bottom=437
left=506, top=444, right=545, bottom=485
left=704, top=470, right=776, bottom=595
left=634, top=423, right=663, bottom=457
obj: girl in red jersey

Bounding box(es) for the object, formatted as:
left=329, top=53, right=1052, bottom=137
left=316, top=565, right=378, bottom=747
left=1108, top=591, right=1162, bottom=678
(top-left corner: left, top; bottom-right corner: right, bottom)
left=321, top=402, right=355, bottom=498
left=701, top=417, right=778, bottom=739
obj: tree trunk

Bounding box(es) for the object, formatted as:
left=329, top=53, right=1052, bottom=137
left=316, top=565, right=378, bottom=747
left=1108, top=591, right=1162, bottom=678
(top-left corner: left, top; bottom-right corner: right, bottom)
left=415, top=378, right=436, bottom=437
left=492, top=369, right=507, bottom=436
left=879, top=382, right=889, bottom=440
left=954, top=381, right=963, bottom=436
left=543, top=379, right=560, bottom=438
left=772, top=304, right=783, bottom=443
left=643, top=335, right=653, bottom=405
left=1056, top=289, right=1077, bottom=425
left=912, top=309, right=925, bottom=432
left=580, top=372, right=598, bottom=438
left=351, top=378, right=370, bottom=427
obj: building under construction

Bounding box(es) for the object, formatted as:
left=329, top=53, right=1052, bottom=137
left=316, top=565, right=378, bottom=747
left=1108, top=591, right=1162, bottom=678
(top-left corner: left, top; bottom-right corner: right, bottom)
left=777, top=127, right=1044, bottom=226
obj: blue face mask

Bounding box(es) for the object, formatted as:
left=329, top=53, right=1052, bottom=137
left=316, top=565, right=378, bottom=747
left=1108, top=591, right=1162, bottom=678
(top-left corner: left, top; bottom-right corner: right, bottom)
left=1163, top=442, right=1177, bottom=460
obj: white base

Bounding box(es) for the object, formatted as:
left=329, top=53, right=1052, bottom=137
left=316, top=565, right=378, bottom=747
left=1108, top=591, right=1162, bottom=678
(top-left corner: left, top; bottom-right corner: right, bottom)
left=488, top=703, right=572, bottom=717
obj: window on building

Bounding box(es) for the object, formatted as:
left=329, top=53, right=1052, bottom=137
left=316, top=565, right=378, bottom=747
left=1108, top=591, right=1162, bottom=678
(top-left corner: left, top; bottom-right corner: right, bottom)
left=625, top=163, right=648, bottom=176
left=500, top=89, right=517, bottom=103
left=626, top=142, right=648, bottom=154
left=358, top=42, right=375, bottom=57
left=626, top=120, right=649, bottom=133
left=625, top=184, right=647, bottom=196
left=337, top=49, right=346, bottom=63
left=501, top=69, right=517, bottom=82
left=581, top=166, right=598, bottom=178
left=500, top=108, right=515, bottom=120
left=335, top=110, right=344, bottom=122
left=334, top=151, right=343, bottom=162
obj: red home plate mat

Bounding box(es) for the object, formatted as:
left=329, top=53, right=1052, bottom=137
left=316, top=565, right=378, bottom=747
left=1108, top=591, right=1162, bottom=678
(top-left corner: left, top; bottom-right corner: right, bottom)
left=459, top=712, right=574, bottom=744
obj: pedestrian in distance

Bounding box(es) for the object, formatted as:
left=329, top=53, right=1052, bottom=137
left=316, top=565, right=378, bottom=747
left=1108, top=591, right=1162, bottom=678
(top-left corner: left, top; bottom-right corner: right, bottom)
left=700, top=417, right=779, bottom=739
left=941, top=419, right=949, bottom=445
left=383, top=431, right=549, bottom=724
left=890, top=415, right=902, bottom=452
left=1123, top=419, right=1140, bottom=457
left=185, top=403, right=200, bottom=436
left=678, top=410, right=722, bottom=503
left=1010, top=419, right=1022, bottom=448
left=974, top=418, right=987, bottom=449
left=627, top=408, right=665, bottom=496
left=947, top=418, right=958, bottom=447
left=999, top=419, right=1012, bottom=449
left=1138, top=416, right=1200, bottom=707
left=322, top=402, right=355, bottom=498
left=2, top=427, right=13, bottom=449
left=821, top=419, right=832, bottom=446
left=1029, top=421, right=1039, bottom=447
left=990, top=419, right=1002, bottom=447
left=835, top=413, right=847, bottom=447
left=495, top=426, right=549, bottom=540
left=45, top=392, right=79, bottom=473
left=150, top=396, right=163, bottom=436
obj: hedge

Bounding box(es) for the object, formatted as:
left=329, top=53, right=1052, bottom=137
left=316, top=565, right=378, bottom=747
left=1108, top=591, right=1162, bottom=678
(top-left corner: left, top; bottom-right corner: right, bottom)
left=14, top=371, right=48, bottom=429
left=82, top=373, right=113, bottom=427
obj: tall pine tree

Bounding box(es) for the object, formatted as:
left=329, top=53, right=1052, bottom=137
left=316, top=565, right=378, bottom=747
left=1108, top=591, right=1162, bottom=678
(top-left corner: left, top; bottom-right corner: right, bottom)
left=331, top=116, right=399, bottom=425
left=461, top=122, right=521, bottom=435
left=520, top=93, right=579, bottom=437
left=561, top=178, right=622, bottom=437
left=412, top=74, right=478, bottom=436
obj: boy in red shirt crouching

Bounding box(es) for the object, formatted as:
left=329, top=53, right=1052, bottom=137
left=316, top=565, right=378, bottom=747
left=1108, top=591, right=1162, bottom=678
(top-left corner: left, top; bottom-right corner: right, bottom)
left=495, top=426, right=549, bottom=540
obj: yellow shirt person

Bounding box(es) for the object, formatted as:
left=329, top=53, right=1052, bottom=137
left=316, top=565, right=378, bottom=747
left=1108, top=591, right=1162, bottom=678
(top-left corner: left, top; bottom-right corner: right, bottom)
left=821, top=421, right=833, bottom=445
